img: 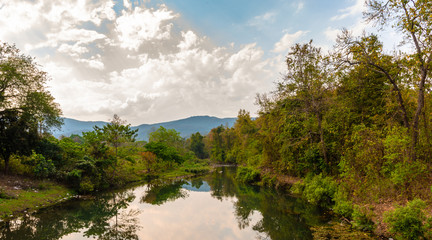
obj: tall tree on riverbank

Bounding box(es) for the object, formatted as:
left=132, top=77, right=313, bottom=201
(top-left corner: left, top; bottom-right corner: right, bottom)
left=362, top=0, right=431, bottom=160
left=0, top=42, right=62, bottom=172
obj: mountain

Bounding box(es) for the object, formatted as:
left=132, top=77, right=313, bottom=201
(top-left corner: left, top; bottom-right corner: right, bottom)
left=52, top=116, right=237, bottom=141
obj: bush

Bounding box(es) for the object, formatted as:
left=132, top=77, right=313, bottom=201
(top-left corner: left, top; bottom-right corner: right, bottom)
left=333, top=188, right=354, bottom=218
left=384, top=199, right=428, bottom=240
left=79, top=176, right=95, bottom=193
left=352, top=205, right=375, bottom=232
left=302, top=174, right=337, bottom=208
left=236, top=167, right=260, bottom=184
left=33, top=153, right=56, bottom=178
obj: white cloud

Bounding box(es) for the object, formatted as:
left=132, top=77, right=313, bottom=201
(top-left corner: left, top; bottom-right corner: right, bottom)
left=123, top=0, right=132, bottom=10
left=0, top=0, right=280, bottom=124
left=294, top=1, right=305, bottom=13
left=324, top=27, right=341, bottom=42
left=50, top=28, right=106, bottom=45
left=331, top=0, right=366, bottom=21
left=76, top=55, right=105, bottom=70
left=273, top=30, right=308, bottom=53
left=58, top=43, right=89, bottom=57
left=177, top=31, right=199, bottom=50
left=115, top=5, right=176, bottom=51
left=0, top=1, right=42, bottom=39
left=247, top=12, right=277, bottom=29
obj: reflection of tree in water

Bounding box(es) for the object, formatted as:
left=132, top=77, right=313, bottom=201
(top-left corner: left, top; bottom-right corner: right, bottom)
left=0, top=190, right=140, bottom=240
left=204, top=167, right=238, bottom=201
left=141, top=180, right=189, bottom=205
left=206, top=167, right=327, bottom=240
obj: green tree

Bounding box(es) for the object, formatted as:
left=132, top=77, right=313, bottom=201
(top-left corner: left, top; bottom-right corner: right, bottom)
left=0, top=42, right=62, bottom=172
left=97, top=114, right=138, bottom=159
left=277, top=41, right=333, bottom=170
left=189, top=132, right=207, bottom=159
left=149, top=126, right=182, bottom=149
left=365, top=0, right=432, bottom=160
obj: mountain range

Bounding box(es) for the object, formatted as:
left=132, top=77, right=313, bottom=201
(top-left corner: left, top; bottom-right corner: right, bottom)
left=51, top=116, right=237, bottom=141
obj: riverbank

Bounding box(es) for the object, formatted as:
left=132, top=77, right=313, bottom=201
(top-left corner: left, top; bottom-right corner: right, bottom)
left=0, top=160, right=211, bottom=220
left=0, top=174, right=74, bottom=219
left=248, top=166, right=432, bottom=239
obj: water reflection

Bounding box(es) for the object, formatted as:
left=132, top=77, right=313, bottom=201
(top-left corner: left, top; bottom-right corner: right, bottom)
left=0, top=167, right=328, bottom=240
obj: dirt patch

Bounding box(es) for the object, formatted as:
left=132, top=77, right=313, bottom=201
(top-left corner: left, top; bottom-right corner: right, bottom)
left=0, top=174, right=42, bottom=198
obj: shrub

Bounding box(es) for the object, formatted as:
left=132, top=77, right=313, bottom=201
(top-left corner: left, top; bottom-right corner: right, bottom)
left=236, top=167, right=260, bottom=184
left=79, top=176, right=95, bottom=193
left=384, top=199, right=428, bottom=240
left=33, top=154, right=56, bottom=178
left=352, top=205, right=375, bottom=232
left=333, top=187, right=354, bottom=218
left=302, top=174, right=337, bottom=208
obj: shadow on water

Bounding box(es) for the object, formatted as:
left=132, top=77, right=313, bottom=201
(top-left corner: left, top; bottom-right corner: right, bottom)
left=0, top=166, right=329, bottom=240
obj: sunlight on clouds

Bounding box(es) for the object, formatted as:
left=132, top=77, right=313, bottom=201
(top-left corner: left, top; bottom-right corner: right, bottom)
left=115, top=5, right=177, bottom=51
left=177, top=31, right=199, bottom=50
left=0, top=0, right=280, bottom=124
left=0, top=1, right=42, bottom=38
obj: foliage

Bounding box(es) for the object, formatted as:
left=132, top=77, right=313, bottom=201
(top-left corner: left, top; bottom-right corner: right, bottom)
left=144, top=141, right=184, bottom=165
left=188, top=132, right=207, bottom=159
left=352, top=205, right=375, bottom=232
left=0, top=42, right=62, bottom=172
left=32, top=153, right=56, bottom=178
left=332, top=187, right=354, bottom=219
left=384, top=199, right=430, bottom=240
left=236, top=166, right=261, bottom=184
left=301, top=174, right=337, bottom=208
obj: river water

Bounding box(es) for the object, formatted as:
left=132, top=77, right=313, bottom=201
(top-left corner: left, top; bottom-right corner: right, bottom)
left=0, top=167, right=329, bottom=240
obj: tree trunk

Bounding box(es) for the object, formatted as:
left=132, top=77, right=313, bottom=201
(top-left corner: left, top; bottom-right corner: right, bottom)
left=316, top=112, right=328, bottom=166
left=411, top=69, right=427, bottom=162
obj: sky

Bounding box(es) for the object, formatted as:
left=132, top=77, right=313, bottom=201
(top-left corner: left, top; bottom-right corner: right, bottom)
left=0, top=0, right=400, bottom=125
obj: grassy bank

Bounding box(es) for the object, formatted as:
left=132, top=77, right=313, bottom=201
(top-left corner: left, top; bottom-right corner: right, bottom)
left=0, top=174, right=74, bottom=219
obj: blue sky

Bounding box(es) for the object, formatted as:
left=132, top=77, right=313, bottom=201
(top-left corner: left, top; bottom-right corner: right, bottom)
left=0, top=0, right=389, bottom=124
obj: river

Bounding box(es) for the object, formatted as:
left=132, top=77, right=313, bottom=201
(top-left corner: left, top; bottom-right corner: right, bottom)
left=0, top=167, right=329, bottom=240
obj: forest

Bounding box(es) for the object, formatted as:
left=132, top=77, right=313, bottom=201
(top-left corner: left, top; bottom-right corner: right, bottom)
left=1, top=0, right=431, bottom=239
left=203, top=1, right=432, bottom=238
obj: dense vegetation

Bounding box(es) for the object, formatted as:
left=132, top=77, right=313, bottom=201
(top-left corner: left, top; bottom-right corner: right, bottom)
left=1, top=0, right=431, bottom=238
left=202, top=1, right=432, bottom=238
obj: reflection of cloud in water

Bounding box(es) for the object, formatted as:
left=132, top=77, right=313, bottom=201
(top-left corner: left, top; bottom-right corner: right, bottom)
left=129, top=186, right=262, bottom=240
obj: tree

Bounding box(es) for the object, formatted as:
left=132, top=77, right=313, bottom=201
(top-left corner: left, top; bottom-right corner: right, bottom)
left=0, top=42, right=62, bottom=172
left=148, top=126, right=182, bottom=149
left=364, top=0, right=432, bottom=160
left=97, top=114, right=138, bottom=159
left=280, top=41, right=333, bottom=166
left=189, top=132, right=207, bottom=159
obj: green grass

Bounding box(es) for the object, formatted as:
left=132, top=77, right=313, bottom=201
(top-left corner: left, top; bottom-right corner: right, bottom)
left=0, top=182, right=74, bottom=219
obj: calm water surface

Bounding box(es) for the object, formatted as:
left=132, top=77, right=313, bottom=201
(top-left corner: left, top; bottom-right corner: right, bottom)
left=0, top=167, right=329, bottom=240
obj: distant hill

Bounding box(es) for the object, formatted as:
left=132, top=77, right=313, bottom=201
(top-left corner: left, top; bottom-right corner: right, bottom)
left=52, top=116, right=236, bottom=141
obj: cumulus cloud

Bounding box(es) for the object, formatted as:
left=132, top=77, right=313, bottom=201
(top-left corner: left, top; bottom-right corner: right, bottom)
left=115, top=5, right=176, bottom=51
left=177, top=31, right=199, bottom=50
left=273, top=30, right=308, bottom=53
left=0, top=0, right=280, bottom=124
